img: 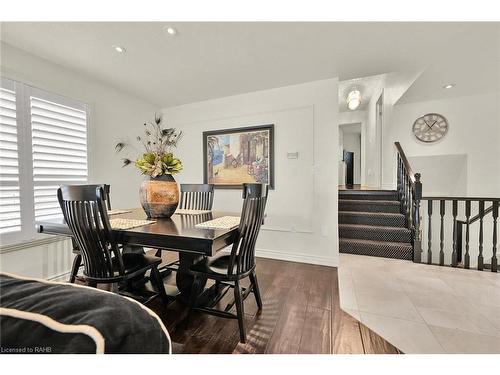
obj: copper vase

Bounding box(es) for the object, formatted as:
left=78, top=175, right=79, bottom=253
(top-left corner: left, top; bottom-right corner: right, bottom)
left=139, top=175, right=179, bottom=218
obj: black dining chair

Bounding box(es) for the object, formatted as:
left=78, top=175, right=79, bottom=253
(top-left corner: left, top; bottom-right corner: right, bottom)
left=156, top=183, right=215, bottom=271
left=69, top=184, right=111, bottom=283
left=178, top=183, right=215, bottom=210
left=58, top=185, right=169, bottom=305
left=187, top=183, right=268, bottom=343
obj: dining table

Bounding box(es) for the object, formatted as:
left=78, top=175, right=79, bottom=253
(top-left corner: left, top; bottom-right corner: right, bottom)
left=36, top=208, right=240, bottom=302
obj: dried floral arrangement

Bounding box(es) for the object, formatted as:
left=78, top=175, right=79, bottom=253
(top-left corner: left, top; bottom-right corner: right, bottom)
left=115, top=114, right=183, bottom=177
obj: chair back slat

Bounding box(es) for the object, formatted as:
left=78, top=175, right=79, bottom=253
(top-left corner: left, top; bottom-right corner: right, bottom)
left=179, top=184, right=214, bottom=210
left=58, top=185, right=122, bottom=280
left=103, top=184, right=111, bottom=210
left=228, top=184, right=268, bottom=275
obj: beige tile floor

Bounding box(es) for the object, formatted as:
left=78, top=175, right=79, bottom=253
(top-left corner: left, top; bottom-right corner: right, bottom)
left=338, top=254, right=500, bottom=354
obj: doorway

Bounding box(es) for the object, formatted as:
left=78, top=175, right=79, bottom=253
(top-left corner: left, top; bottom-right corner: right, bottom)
left=339, top=123, right=362, bottom=187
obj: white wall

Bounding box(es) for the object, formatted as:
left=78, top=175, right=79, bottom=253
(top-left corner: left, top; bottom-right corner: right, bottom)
left=383, top=92, right=500, bottom=197
left=162, top=79, right=339, bottom=266
left=364, top=86, right=384, bottom=188
left=0, top=43, right=158, bottom=278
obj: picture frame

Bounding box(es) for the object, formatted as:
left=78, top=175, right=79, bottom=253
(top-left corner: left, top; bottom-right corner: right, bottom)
left=203, top=124, right=275, bottom=189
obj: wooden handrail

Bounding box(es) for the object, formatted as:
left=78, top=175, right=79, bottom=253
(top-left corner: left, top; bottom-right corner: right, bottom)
left=422, top=197, right=500, bottom=202
left=395, top=141, right=416, bottom=186
left=458, top=205, right=494, bottom=224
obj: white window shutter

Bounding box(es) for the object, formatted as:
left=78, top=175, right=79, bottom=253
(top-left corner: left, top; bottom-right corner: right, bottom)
left=30, top=96, right=88, bottom=221
left=0, top=86, right=21, bottom=234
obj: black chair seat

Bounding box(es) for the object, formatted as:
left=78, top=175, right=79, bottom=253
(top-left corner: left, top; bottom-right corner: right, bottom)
left=115, top=253, right=162, bottom=276
left=191, top=254, right=246, bottom=279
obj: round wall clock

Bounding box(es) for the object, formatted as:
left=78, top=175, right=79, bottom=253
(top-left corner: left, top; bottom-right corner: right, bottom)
left=412, top=113, right=449, bottom=143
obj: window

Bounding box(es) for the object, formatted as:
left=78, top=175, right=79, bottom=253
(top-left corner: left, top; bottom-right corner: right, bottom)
left=0, top=83, right=21, bottom=235
left=0, top=78, right=88, bottom=245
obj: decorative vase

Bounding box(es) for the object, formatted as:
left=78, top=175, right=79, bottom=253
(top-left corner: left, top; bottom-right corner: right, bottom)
left=139, top=174, right=179, bottom=218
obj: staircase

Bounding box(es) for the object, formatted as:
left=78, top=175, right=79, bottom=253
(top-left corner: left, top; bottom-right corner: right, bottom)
left=339, top=190, right=413, bottom=260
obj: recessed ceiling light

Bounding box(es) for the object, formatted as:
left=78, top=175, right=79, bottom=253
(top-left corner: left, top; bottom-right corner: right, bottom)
left=443, top=83, right=455, bottom=89
left=112, top=45, right=126, bottom=53
left=163, top=26, right=178, bottom=36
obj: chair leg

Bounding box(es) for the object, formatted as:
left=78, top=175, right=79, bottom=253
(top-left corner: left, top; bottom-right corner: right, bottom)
left=249, top=271, right=263, bottom=311
left=69, top=253, right=82, bottom=283
left=234, top=280, right=246, bottom=343
left=150, top=266, right=169, bottom=306
left=87, top=280, right=97, bottom=288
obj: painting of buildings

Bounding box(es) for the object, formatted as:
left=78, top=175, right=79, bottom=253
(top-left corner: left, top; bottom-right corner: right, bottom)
left=203, top=125, right=274, bottom=188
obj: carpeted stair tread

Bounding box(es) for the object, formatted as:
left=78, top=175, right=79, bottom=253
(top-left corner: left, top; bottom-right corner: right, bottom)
left=339, top=238, right=413, bottom=260
left=339, top=223, right=411, bottom=243
left=339, top=199, right=400, bottom=205
left=339, top=210, right=406, bottom=227
left=339, top=190, right=398, bottom=201
left=340, top=210, right=403, bottom=217
left=339, top=199, right=401, bottom=213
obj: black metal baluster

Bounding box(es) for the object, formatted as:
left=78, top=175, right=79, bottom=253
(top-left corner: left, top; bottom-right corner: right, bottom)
left=397, top=156, right=401, bottom=201
left=464, top=201, right=471, bottom=269
left=451, top=200, right=458, bottom=267
left=456, top=221, right=463, bottom=264
left=406, top=175, right=411, bottom=227
left=439, top=200, right=445, bottom=266
left=427, top=200, right=433, bottom=264
left=413, top=173, right=422, bottom=263
left=478, top=201, right=485, bottom=271
left=408, top=182, right=413, bottom=229
left=492, top=201, right=498, bottom=273
left=402, top=168, right=407, bottom=217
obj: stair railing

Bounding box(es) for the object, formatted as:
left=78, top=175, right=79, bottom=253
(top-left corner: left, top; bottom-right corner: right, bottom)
left=394, top=142, right=422, bottom=262
left=394, top=141, right=499, bottom=272
left=422, top=197, right=498, bottom=271
left=456, top=204, right=494, bottom=269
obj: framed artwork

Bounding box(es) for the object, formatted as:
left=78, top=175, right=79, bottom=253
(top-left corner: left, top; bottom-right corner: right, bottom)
left=203, top=124, right=275, bottom=189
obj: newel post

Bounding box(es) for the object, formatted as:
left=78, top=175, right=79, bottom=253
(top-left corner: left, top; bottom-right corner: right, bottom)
left=413, top=173, right=423, bottom=263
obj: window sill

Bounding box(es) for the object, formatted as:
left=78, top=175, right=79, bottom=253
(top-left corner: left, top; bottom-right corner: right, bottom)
left=0, top=236, right=69, bottom=254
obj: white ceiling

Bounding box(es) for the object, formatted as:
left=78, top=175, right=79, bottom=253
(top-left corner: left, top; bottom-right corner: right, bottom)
left=0, top=22, right=497, bottom=107
left=398, top=23, right=500, bottom=104
left=338, top=74, right=384, bottom=112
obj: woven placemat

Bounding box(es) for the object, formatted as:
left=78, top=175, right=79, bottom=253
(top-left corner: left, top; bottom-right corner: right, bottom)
left=175, top=209, right=212, bottom=215
left=107, top=209, right=133, bottom=216
left=110, top=218, right=156, bottom=230
left=195, top=216, right=240, bottom=230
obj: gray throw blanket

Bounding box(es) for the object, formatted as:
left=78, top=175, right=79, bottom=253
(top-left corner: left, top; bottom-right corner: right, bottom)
left=0, top=273, right=171, bottom=354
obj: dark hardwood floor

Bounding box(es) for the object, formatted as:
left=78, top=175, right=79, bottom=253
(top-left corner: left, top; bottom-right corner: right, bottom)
left=144, top=252, right=401, bottom=354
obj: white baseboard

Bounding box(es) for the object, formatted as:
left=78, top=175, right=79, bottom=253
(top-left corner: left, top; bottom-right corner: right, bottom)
left=255, top=248, right=338, bottom=267
left=48, top=271, right=71, bottom=282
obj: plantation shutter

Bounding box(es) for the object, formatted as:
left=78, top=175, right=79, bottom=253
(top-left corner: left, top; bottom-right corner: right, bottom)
left=0, top=85, right=21, bottom=234
left=30, top=94, right=88, bottom=221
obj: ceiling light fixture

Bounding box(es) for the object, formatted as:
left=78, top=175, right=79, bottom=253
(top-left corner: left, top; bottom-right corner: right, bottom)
left=443, top=83, right=455, bottom=89
left=164, top=26, right=178, bottom=36
left=347, top=90, right=361, bottom=111
left=112, top=45, right=126, bottom=53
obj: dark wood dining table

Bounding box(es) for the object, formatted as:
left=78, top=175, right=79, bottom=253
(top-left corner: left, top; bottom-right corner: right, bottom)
left=36, top=208, right=240, bottom=300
